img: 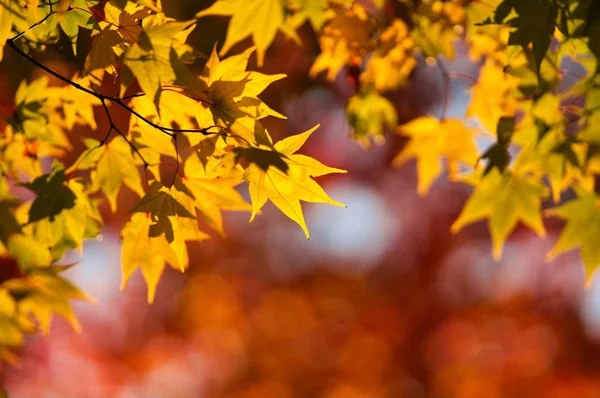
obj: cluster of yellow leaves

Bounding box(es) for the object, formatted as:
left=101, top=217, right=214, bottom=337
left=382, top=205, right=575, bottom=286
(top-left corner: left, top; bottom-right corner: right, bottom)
left=360, top=20, right=417, bottom=92
left=118, top=47, right=345, bottom=301
left=0, top=0, right=350, bottom=359
left=4, top=0, right=600, bottom=364
left=196, top=0, right=352, bottom=66
left=373, top=0, right=600, bottom=285
left=411, top=1, right=466, bottom=59
left=309, top=4, right=377, bottom=80
left=0, top=200, right=94, bottom=363
left=393, top=117, right=478, bottom=195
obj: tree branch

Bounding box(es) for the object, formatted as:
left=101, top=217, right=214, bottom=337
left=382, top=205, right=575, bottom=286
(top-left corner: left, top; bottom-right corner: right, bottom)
left=6, top=29, right=241, bottom=150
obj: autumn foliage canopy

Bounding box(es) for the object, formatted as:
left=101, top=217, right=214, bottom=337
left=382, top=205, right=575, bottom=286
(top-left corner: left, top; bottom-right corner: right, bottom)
left=0, top=0, right=599, bottom=365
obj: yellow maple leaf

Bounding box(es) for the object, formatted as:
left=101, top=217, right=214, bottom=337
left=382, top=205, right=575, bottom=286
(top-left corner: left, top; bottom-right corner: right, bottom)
left=84, top=27, right=123, bottom=83
left=170, top=46, right=286, bottom=144
left=243, top=125, right=346, bottom=238
left=103, top=1, right=151, bottom=43
left=72, top=136, right=145, bottom=212
left=285, top=0, right=330, bottom=31
left=4, top=267, right=95, bottom=334
left=121, top=213, right=178, bottom=303
left=546, top=191, right=600, bottom=285
left=466, top=59, right=521, bottom=134
left=512, top=125, right=592, bottom=204
left=123, top=179, right=210, bottom=302
left=451, top=169, right=548, bottom=260
left=393, top=116, right=479, bottom=195
left=183, top=153, right=251, bottom=236
left=196, top=0, right=284, bottom=66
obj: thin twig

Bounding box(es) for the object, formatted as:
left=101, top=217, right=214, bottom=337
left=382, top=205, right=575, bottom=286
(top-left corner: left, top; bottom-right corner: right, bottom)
left=172, top=133, right=179, bottom=187
left=436, top=57, right=451, bottom=121
left=11, top=9, right=53, bottom=41
left=101, top=99, right=149, bottom=168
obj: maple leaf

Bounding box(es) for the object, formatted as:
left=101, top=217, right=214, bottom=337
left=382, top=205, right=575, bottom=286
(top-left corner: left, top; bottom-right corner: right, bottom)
left=285, top=0, right=330, bottom=31
left=451, top=169, right=548, bottom=260
left=346, top=90, right=397, bottom=147
left=233, top=147, right=289, bottom=173
left=57, top=0, right=97, bottom=54
left=546, top=191, right=600, bottom=284
left=481, top=0, right=558, bottom=73
left=129, top=181, right=195, bottom=243
left=183, top=151, right=251, bottom=236
left=122, top=172, right=210, bottom=298
left=393, top=117, right=479, bottom=195
left=21, top=168, right=76, bottom=223
left=8, top=78, right=70, bottom=148
left=0, top=200, right=21, bottom=245
left=0, top=0, right=20, bottom=62
left=15, top=165, right=103, bottom=256
left=167, top=177, right=211, bottom=267
left=479, top=116, right=515, bottom=176
left=121, top=213, right=176, bottom=303
left=48, top=79, right=101, bottom=130
left=84, top=27, right=123, bottom=83
left=104, top=1, right=151, bottom=43
left=196, top=0, right=284, bottom=66
left=172, top=46, right=286, bottom=143
left=6, top=234, right=52, bottom=270
left=0, top=288, right=22, bottom=347
left=4, top=266, right=94, bottom=333
left=123, top=18, right=195, bottom=111
left=466, top=59, right=521, bottom=134
left=243, top=125, right=346, bottom=238
left=72, top=137, right=145, bottom=212
left=512, top=121, right=591, bottom=204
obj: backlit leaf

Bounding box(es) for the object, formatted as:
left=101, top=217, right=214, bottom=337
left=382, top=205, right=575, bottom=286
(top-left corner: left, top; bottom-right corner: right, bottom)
left=244, top=125, right=346, bottom=238
left=451, top=169, right=548, bottom=260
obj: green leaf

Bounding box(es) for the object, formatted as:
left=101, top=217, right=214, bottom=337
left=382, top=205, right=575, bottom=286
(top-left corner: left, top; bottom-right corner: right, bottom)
left=21, top=168, right=76, bottom=224
left=59, top=5, right=96, bottom=55
left=583, top=0, right=600, bottom=70
left=0, top=200, right=21, bottom=245
left=482, top=0, right=557, bottom=74
left=346, top=91, right=397, bottom=147
left=480, top=116, right=515, bottom=175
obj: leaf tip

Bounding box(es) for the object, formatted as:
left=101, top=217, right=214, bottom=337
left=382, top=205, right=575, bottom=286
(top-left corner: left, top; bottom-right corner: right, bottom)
left=492, top=242, right=503, bottom=262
